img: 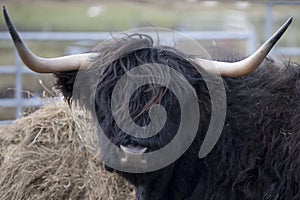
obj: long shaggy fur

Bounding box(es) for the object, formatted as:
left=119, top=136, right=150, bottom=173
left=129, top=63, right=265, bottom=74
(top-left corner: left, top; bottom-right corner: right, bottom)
left=55, top=34, right=300, bottom=200
left=200, top=60, right=300, bottom=200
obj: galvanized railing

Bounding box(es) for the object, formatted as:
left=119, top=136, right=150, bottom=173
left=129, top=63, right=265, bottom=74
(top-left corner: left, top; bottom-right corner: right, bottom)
left=0, top=30, right=257, bottom=123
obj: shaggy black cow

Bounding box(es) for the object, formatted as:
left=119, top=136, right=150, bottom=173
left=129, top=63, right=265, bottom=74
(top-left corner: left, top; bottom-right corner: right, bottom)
left=3, top=6, right=300, bottom=200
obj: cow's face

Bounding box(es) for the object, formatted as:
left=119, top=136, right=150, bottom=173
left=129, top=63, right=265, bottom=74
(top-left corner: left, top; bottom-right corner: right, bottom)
left=56, top=40, right=211, bottom=154
left=54, top=41, right=213, bottom=200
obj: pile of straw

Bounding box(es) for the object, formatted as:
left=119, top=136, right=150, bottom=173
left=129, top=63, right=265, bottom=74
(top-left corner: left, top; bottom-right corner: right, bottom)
left=0, top=100, right=135, bottom=200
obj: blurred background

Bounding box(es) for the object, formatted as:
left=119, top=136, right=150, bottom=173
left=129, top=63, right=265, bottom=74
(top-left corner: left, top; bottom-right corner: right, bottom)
left=0, top=0, right=299, bottom=122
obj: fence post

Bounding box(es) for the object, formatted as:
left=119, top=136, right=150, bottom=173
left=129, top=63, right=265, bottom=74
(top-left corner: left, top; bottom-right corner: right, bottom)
left=264, top=2, right=273, bottom=41
left=14, top=48, right=23, bottom=118
left=246, top=27, right=257, bottom=55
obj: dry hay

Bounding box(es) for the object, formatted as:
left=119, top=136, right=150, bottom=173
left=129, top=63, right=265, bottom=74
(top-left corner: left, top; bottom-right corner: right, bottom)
left=0, top=100, right=135, bottom=200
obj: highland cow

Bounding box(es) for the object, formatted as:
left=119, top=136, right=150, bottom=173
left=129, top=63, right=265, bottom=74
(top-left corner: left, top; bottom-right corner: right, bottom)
left=3, top=5, right=300, bottom=200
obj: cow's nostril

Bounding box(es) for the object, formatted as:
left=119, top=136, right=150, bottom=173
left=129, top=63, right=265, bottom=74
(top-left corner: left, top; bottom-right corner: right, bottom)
left=119, top=145, right=148, bottom=168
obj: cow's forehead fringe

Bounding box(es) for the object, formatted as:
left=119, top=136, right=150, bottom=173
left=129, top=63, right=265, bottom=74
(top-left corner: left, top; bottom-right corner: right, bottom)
left=90, top=33, right=198, bottom=68
left=88, top=33, right=208, bottom=81
left=93, top=33, right=154, bottom=59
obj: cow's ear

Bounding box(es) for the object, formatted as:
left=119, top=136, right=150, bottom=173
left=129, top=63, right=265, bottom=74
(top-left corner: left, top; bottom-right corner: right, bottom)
left=54, top=71, right=78, bottom=104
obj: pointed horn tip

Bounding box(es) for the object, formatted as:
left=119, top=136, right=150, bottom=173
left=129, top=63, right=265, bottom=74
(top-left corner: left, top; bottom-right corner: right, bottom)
left=284, top=17, right=293, bottom=28
left=2, top=5, right=7, bottom=14
left=2, top=5, right=10, bottom=25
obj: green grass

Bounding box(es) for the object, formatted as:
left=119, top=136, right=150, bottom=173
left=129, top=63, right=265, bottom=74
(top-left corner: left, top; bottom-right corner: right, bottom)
left=2, top=1, right=181, bottom=31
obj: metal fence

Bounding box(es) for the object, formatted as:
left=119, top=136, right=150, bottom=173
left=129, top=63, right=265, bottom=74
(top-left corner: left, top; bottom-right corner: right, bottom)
left=0, top=30, right=257, bottom=123
left=0, top=30, right=257, bottom=122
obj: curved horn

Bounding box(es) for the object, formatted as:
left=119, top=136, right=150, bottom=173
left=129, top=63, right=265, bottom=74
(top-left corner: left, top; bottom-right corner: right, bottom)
left=3, top=6, right=96, bottom=73
left=195, top=17, right=293, bottom=78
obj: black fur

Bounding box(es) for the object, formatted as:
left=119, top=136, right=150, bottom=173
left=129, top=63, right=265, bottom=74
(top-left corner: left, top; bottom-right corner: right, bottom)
left=200, top=60, right=300, bottom=200
left=55, top=34, right=300, bottom=200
